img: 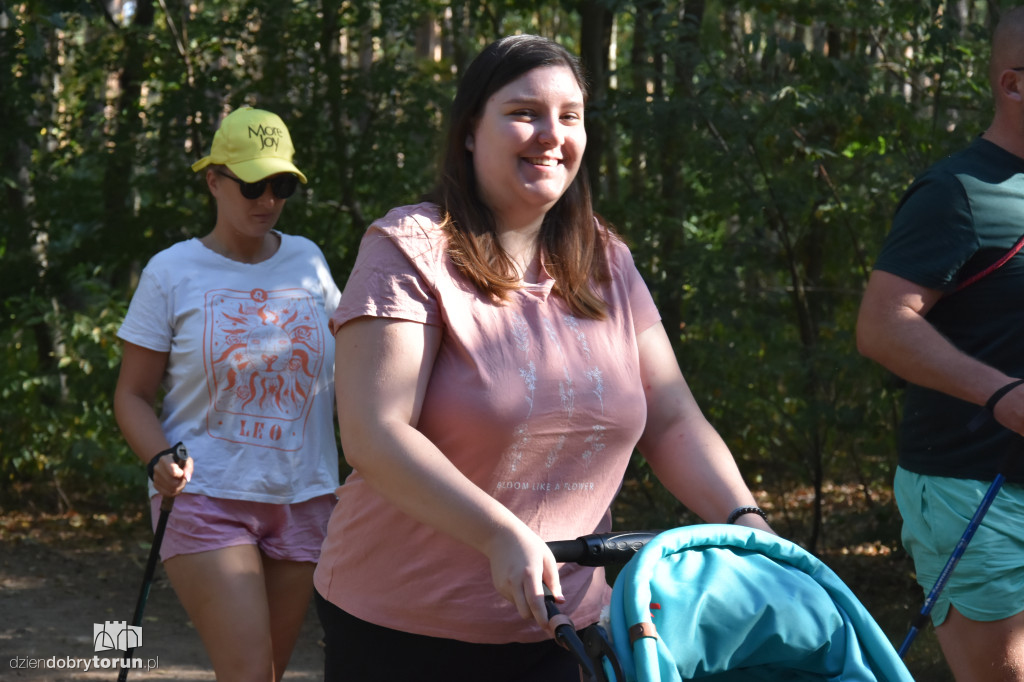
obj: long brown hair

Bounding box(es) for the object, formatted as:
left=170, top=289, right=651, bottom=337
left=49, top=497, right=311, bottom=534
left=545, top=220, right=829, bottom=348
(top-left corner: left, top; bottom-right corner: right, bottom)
left=426, top=34, right=610, bottom=320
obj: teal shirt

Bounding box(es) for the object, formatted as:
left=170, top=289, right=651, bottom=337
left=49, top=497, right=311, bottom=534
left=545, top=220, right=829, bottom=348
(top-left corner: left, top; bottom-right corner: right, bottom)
left=875, top=137, right=1024, bottom=482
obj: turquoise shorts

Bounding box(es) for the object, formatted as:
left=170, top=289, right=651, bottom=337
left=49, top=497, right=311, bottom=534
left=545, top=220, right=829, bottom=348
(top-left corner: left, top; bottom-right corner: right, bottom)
left=894, top=467, right=1024, bottom=626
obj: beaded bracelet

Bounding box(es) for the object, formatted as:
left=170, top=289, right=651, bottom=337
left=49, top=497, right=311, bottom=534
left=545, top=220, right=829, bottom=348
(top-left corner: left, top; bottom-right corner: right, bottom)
left=726, top=506, right=768, bottom=525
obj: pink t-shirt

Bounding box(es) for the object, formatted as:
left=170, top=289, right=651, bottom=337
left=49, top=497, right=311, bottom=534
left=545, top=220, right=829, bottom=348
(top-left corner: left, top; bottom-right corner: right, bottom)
left=314, top=203, right=662, bottom=644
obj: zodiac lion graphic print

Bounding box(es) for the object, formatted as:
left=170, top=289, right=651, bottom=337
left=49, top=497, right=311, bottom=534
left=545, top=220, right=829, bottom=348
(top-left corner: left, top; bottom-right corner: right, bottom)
left=204, top=286, right=325, bottom=451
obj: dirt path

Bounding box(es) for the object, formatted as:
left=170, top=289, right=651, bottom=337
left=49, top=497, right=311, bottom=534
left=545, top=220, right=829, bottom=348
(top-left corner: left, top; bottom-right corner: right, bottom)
left=1, top=510, right=323, bottom=681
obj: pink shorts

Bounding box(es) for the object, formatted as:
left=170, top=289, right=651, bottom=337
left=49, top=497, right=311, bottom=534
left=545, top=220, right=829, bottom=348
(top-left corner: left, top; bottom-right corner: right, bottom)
left=149, top=492, right=336, bottom=562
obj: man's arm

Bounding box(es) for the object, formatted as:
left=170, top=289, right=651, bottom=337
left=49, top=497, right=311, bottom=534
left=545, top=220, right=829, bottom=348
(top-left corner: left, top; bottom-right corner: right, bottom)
left=856, top=269, right=1024, bottom=433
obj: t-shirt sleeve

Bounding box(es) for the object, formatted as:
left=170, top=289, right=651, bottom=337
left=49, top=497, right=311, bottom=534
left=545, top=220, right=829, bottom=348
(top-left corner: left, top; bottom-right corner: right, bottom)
left=329, top=226, right=441, bottom=335
left=874, top=169, right=978, bottom=291
left=117, top=266, right=174, bottom=352
left=608, top=235, right=662, bottom=336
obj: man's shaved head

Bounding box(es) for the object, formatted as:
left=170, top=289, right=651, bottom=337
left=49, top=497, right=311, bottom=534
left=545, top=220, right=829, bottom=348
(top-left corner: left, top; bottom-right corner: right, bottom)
left=990, top=7, right=1024, bottom=90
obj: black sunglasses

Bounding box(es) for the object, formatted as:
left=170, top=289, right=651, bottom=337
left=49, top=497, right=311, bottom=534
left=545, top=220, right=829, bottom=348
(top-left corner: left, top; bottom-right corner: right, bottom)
left=216, top=171, right=299, bottom=200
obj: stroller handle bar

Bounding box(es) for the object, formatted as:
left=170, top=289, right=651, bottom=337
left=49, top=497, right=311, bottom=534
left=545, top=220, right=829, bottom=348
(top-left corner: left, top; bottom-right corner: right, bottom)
left=548, top=530, right=660, bottom=566
left=544, top=531, right=660, bottom=682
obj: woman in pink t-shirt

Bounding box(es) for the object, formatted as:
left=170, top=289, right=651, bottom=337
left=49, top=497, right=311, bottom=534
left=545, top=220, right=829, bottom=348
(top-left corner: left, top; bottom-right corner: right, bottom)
left=314, top=35, right=772, bottom=681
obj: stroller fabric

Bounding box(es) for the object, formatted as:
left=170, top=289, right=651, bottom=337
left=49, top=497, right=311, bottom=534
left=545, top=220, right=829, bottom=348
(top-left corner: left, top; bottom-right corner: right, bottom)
left=605, top=525, right=914, bottom=681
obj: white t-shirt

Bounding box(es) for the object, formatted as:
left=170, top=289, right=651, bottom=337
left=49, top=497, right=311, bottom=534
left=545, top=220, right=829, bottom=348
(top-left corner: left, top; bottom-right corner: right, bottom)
left=118, top=233, right=342, bottom=503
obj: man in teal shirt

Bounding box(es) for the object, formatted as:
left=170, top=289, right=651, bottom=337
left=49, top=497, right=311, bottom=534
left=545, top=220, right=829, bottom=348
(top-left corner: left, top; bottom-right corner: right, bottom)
left=857, top=7, right=1024, bottom=680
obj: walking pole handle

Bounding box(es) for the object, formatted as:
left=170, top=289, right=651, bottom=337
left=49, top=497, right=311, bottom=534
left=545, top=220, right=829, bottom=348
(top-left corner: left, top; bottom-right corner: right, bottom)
left=158, top=445, right=190, bottom=513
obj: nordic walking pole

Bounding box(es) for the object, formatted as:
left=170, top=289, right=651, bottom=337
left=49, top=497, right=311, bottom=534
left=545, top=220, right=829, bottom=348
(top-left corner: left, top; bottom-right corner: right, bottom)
left=898, top=380, right=1024, bottom=658
left=117, top=442, right=189, bottom=681
left=897, top=471, right=1005, bottom=657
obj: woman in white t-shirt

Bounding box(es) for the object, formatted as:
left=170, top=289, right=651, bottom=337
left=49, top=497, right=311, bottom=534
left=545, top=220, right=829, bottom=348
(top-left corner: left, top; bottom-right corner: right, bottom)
left=114, top=106, right=341, bottom=682
left=313, top=36, right=771, bottom=681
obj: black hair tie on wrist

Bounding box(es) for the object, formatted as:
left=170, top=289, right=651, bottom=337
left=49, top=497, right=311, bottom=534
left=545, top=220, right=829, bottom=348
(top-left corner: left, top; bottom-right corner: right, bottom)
left=967, top=378, right=1024, bottom=432
left=726, top=506, right=768, bottom=525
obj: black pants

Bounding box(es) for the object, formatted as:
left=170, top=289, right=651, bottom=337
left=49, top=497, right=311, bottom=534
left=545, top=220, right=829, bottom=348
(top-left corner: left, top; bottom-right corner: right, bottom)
left=315, top=591, right=583, bottom=682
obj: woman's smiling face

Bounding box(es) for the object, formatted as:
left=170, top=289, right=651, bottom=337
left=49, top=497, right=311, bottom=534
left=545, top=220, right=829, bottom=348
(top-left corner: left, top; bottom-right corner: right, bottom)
left=466, top=64, right=586, bottom=229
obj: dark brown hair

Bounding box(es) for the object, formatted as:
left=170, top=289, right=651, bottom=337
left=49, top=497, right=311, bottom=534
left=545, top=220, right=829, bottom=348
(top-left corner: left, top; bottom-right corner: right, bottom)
left=427, top=34, right=610, bottom=319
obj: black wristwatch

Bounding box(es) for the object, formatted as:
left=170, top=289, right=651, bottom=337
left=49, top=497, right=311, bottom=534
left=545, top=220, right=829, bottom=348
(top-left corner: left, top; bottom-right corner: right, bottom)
left=147, top=442, right=189, bottom=480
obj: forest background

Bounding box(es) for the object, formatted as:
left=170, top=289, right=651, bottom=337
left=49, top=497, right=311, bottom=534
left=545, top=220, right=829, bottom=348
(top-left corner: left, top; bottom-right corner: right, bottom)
left=1, top=0, right=1015, bottom=678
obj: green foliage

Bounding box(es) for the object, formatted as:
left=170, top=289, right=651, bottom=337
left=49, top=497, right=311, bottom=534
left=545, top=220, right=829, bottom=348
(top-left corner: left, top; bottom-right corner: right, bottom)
left=1, top=266, right=133, bottom=508
left=0, top=1, right=1001, bottom=552
left=597, top=0, right=995, bottom=547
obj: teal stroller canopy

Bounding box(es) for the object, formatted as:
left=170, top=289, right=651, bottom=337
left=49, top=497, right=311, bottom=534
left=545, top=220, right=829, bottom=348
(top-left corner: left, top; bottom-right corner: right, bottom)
left=605, top=526, right=914, bottom=681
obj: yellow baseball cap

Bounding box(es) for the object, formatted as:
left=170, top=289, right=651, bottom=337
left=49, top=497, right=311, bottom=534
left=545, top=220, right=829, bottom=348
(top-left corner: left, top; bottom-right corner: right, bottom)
left=191, top=106, right=307, bottom=183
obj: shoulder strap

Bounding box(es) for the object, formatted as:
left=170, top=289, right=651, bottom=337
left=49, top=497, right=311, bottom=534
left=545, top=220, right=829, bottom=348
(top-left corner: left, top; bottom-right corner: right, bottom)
left=955, top=233, right=1024, bottom=292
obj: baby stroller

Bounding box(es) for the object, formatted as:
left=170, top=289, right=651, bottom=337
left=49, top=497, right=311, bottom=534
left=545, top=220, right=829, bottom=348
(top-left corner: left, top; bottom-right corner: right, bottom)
left=546, top=526, right=914, bottom=681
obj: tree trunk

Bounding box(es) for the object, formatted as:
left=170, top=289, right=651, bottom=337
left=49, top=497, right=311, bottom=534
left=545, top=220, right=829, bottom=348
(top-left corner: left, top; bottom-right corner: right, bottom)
left=102, top=0, right=155, bottom=244
left=578, top=1, right=613, bottom=199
